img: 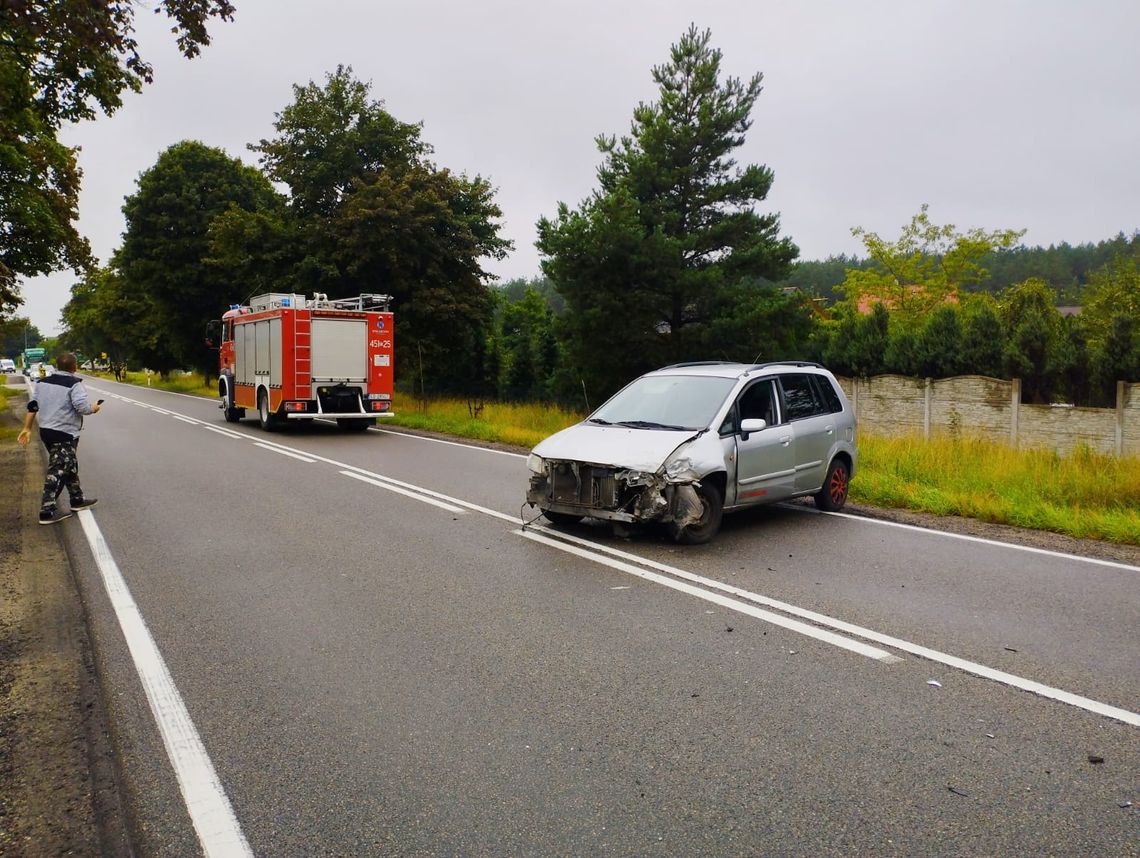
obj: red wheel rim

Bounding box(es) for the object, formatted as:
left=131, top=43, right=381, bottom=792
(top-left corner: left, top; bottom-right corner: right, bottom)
left=829, top=466, right=848, bottom=505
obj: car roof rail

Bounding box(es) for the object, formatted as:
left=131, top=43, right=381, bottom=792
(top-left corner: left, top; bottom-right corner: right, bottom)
left=750, top=360, right=825, bottom=370
left=657, top=360, right=739, bottom=370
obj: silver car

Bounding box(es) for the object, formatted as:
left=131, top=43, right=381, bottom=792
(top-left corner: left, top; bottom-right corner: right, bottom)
left=525, top=361, right=857, bottom=544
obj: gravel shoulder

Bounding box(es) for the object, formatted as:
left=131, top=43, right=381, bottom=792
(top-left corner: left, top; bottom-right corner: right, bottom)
left=0, top=383, right=130, bottom=856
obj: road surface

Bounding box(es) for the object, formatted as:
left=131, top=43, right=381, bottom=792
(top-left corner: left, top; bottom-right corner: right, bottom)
left=58, top=379, right=1139, bottom=856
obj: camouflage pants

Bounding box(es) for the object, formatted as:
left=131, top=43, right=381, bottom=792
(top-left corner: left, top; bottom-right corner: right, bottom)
left=41, top=438, right=84, bottom=514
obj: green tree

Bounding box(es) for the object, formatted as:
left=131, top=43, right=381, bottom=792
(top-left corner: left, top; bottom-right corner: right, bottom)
left=1000, top=278, right=1069, bottom=403
left=0, top=0, right=235, bottom=315
left=959, top=295, right=1005, bottom=377
left=1080, top=254, right=1140, bottom=353
left=840, top=205, right=1023, bottom=327
left=914, top=304, right=963, bottom=378
left=117, top=141, right=280, bottom=377
left=226, top=67, right=510, bottom=394
left=821, top=303, right=888, bottom=378
left=499, top=286, right=559, bottom=400
left=0, top=316, right=41, bottom=358
left=537, top=26, right=798, bottom=401
left=1090, top=313, right=1140, bottom=406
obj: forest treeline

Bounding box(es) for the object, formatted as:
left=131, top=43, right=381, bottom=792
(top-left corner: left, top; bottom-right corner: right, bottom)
left=5, top=20, right=1138, bottom=412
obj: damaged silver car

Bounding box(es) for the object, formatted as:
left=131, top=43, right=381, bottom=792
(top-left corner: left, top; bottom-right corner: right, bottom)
left=525, top=361, right=857, bottom=544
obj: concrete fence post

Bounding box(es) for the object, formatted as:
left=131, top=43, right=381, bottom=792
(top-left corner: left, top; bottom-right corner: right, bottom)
left=1010, top=378, right=1021, bottom=447
left=924, top=377, right=932, bottom=439
left=1116, top=381, right=1125, bottom=457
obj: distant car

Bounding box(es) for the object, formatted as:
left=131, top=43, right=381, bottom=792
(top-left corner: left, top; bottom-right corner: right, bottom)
left=0, top=358, right=15, bottom=374
left=525, top=361, right=857, bottom=544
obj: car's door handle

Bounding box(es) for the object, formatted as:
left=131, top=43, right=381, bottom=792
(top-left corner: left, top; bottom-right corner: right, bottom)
left=826, top=426, right=834, bottom=435
left=779, top=435, right=791, bottom=446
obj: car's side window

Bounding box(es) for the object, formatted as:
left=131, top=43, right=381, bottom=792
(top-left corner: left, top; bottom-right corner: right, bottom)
left=737, top=380, right=778, bottom=426
left=780, top=374, right=825, bottom=421
left=811, top=375, right=844, bottom=414
left=718, top=402, right=737, bottom=436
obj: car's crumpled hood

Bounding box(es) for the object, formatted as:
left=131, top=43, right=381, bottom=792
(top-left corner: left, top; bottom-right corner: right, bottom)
left=532, top=423, right=696, bottom=473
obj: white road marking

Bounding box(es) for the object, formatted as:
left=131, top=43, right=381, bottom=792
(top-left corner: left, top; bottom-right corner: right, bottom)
left=792, top=506, right=1140, bottom=573
left=340, top=470, right=467, bottom=513
left=75, top=511, right=252, bottom=857
left=172, top=415, right=197, bottom=425
left=518, top=529, right=899, bottom=662
left=374, top=427, right=526, bottom=458
left=253, top=442, right=315, bottom=463
left=528, top=525, right=1140, bottom=727
left=201, top=425, right=243, bottom=440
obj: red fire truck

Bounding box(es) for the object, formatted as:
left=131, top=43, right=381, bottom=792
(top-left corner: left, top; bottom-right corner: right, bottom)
left=217, top=292, right=394, bottom=431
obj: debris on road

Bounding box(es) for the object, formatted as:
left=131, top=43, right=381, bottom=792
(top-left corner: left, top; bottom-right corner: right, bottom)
left=1088, top=755, right=1105, bottom=765
left=1004, top=646, right=1019, bottom=653
left=947, top=786, right=970, bottom=798
left=927, top=679, right=943, bottom=688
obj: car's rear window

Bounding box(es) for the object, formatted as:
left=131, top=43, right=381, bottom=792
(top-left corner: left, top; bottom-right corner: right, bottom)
left=591, top=375, right=736, bottom=430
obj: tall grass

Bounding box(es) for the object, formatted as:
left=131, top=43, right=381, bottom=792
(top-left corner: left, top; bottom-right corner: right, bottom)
left=853, top=434, right=1140, bottom=544
left=0, top=382, right=25, bottom=440
left=387, top=395, right=584, bottom=449
left=87, top=369, right=216, bottom=398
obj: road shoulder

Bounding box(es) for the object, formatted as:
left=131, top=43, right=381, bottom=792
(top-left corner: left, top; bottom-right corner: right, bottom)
left=0, top=384, right=131, bottom=856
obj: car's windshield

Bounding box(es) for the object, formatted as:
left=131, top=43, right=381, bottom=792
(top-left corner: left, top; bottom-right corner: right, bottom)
left=589, top=374, right=736, bottom=431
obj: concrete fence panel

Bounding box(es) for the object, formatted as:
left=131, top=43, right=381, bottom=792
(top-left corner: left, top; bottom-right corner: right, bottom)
left=837, top=374, right=1139, bottom=458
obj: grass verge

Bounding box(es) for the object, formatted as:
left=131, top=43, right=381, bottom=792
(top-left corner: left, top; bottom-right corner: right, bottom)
left=88, top=376, right=1140, bottom=545
left=0, top=382, right=25, bottom=440
left=852, top=434, right=1140, bottom=544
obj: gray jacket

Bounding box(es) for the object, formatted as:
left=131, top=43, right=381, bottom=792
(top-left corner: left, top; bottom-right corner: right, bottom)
left=28, top=373, right=95, bottom=439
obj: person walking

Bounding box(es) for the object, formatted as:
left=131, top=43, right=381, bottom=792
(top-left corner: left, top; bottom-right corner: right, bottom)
left=16, top=353, right=101, bottom=525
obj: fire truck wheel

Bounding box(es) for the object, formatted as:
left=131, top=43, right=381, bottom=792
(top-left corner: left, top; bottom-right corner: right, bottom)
left=337, top=418, right=374, bottom=432
left=257, top=389, right=280, bottom=432
left=222, top=389, right=244, bottom=423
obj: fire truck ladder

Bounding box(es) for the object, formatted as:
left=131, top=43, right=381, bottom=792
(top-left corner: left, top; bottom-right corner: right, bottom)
left=294, top=310, right=311, bottom=389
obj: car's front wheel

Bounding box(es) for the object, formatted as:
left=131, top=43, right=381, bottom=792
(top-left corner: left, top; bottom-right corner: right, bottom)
left=671, top=481, right=724, bottom=545
left=814, top=458, right=850, bottom=511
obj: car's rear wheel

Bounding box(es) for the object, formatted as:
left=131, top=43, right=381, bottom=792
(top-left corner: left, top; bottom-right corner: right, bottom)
left=671, top=481, right=723, bottom=545
left=814, top=458, right=850, bottom=511
left=542, top=510, right=583, bottom=527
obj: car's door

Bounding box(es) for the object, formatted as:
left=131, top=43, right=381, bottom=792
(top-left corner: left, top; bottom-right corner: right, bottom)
left=778, top=373, right=836, bottom=491
left=728, top=378, right=796, bottom=505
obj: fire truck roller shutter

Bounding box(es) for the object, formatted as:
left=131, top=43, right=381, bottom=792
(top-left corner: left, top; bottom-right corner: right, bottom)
left=311, top=318, right=367, bottom=382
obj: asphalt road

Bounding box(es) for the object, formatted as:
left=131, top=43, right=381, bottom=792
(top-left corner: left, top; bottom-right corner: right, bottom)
left=58, top=378, right=1139, bottom=857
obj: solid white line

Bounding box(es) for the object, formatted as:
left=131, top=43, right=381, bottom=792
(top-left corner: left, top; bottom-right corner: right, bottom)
left=794, top=507, right=1140, bottom=573
left=340, top=470, right=467, bottom=513
left=528, top=525, right=1140, bottom=727
left=75, top=511, right=252, bottom=857
left=201, top=425, right=243, bottom=440
left=253, top=442, right=314, bottom=463
left=172, top=415, right=197, bottom=425
left=374, top=428, right=526, bottom=458
left=518, top=529, right=898, bottom=662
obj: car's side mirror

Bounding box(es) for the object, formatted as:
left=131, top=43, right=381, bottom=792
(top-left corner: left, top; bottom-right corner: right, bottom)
left=740, top=418, right=767, bottom=440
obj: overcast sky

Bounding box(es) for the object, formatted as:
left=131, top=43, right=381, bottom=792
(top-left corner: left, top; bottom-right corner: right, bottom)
left=20, top=0, right=1140, bottom=335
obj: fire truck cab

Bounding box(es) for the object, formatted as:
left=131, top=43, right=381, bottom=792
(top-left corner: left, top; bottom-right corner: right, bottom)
left=218, top=292, right=395, bottom=432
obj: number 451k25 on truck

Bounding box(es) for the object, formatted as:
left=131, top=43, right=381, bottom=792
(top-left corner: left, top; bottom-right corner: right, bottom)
left=217, top=292, right=395, bottom=432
